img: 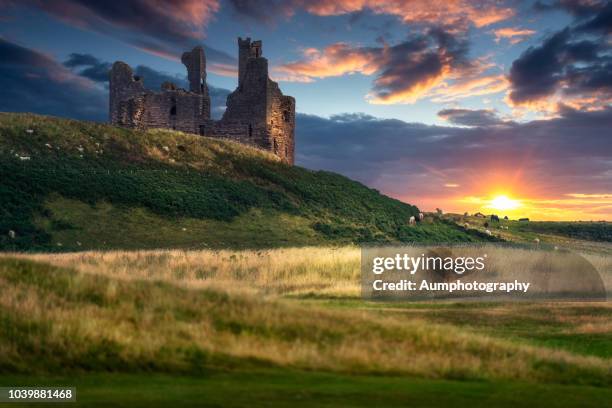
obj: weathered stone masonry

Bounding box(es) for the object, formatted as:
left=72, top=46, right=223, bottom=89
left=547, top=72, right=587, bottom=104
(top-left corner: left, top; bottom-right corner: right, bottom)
left=109, top=38, right=295, bottom=164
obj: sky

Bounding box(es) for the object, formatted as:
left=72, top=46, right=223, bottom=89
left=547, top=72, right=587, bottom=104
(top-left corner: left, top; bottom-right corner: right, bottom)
left=0, top=0, right=611, bottom=220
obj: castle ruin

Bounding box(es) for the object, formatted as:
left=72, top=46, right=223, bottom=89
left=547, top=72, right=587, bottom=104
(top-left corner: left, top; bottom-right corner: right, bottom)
left=109, top=38, right=295, bottom=164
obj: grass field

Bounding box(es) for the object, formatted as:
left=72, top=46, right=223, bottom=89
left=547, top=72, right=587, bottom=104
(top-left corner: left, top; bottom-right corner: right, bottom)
left=0, top=245, right=610, bottom=406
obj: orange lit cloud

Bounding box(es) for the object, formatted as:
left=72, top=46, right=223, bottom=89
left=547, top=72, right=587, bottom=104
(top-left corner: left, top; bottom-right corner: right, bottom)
left=275, top=43, right=381, bottom=80
left=300, top=0, right=514, bottom=28
left=505, top=89, right=612, bottom=118
left=492, top=27, right=536, bottom=44
left=429, top=74, right=508, bottom=102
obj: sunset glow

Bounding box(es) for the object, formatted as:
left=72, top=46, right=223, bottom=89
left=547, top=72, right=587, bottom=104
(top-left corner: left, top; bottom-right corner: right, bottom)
left=488, top=195, right=521, bottom=211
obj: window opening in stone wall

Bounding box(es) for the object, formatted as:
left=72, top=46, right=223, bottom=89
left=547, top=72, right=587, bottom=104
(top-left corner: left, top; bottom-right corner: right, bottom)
left=283, top=110, right=290, bottom=122
left=248, top=124, right=252, bottom=137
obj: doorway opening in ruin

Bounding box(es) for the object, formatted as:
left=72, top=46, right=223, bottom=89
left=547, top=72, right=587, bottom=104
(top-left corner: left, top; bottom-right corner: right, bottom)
left=248, top=124, right=252, bottom=137
left=170, top=98, right=177, bottom=130
left=273, top=139, right=278, bottom=154
left=170, top=97, right=177, bottom=117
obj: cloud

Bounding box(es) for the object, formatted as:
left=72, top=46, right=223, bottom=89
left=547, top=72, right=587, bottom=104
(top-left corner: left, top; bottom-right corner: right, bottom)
left=296, top=106, right=612, bottom=217
left=492, top=27, right=536, bottom=44
left=428, top=74, right=509, bottom=103
left=437, top=108, right=504, bottom=127
left=276, top=43, right=382, bottom=80
left=0, top=38, right=107, bottom=121
left=0, top=0, right=236, bottom=69
left=4, top=0, right=218, bottom=43
left=277, top=29, right=505, bottom=104
left=508, top=1, right=612, bottom=113
left=62, top=52, right=231, bottom=119
left=368, top=29, right=470, bottom=104
left=229, top=0, right=513, bottom=29
left=534, top=0, right=608, bottom=18
left=63, top=53, right=112, bottom=83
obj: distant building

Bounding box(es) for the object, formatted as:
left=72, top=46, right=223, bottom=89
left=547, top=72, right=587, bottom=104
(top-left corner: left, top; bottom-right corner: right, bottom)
left=109, top=38, right=295, bottom=164
left=519, top=218, right=530, bottom=222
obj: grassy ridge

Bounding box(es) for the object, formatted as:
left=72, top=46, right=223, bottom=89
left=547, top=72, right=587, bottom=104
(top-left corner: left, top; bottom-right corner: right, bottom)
left=0, top=113, right=490, bottom=251
left=512, top=221, right=612, bottom=242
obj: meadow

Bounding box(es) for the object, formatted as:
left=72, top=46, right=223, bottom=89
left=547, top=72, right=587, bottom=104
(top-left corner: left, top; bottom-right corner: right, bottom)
left=1, top=245, right=611, bottom=406
left=1, top=114, right=611, bottom=406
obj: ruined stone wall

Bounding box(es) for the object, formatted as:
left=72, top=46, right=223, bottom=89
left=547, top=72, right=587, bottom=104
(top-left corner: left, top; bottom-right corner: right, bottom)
left=266, top=79, right=295, bottom=164
left=200, top=121, right=270, bottom=150
left=109, top=39, right=295, bottom=165
left=109, top=62, right=145, bottom=125
left=117, top=96, right=146, bottom=129
left=141, top=91, right=208, bottom=134
left=109, top=54, right=210, bottom=134
left=181, top=46, right=208, bottom=95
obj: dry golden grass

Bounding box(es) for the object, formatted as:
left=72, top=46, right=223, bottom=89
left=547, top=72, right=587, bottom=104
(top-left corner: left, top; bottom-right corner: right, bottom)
left=16, top=246, right=362, bottom=297
left=1, top=257, right=610, bottom=385
left=13, top=245, right=611, bottom=297
left=2, top=245, right=611, bottom=384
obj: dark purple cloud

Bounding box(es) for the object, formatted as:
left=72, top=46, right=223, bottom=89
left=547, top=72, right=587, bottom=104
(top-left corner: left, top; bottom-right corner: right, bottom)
left=509, top=1, right=612, bottom=109
left=0, top=38, right=107, bottom=121
left=437, top=109, right=504, bottom=127
left=0, top=0, right=236, bottom=68
left=64, top=53, right=112, bottom=83
left=534, top=0, right=608, bottom=18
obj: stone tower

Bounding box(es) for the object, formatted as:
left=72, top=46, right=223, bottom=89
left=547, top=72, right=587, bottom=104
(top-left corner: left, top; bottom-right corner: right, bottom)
left=217, top=37, right=295, bottom=164
left=181, top=46, right=207, bottom=94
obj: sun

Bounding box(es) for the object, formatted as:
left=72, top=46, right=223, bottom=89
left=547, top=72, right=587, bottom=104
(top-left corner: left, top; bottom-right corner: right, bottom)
left=489, top=195, right=521, bottom=211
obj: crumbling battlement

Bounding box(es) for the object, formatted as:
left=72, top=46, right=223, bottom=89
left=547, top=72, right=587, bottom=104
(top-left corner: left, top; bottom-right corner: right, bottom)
left=109, top=38, right=295, bottom=164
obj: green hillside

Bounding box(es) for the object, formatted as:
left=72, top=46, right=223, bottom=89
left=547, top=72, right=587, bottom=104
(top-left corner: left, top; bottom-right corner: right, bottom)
left=0, top=113, right=493, bottom=251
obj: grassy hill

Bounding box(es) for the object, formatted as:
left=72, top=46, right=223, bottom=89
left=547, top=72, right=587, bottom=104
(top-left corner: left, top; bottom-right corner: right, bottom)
left=0, top=113, right=493, bottom=251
